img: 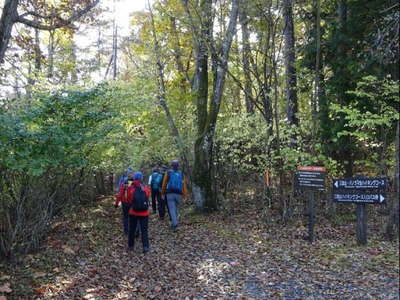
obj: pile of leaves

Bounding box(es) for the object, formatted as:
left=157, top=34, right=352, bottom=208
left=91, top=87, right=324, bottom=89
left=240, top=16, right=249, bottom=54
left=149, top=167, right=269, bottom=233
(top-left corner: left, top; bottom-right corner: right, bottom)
left=0, top=197, right=398, bottom=299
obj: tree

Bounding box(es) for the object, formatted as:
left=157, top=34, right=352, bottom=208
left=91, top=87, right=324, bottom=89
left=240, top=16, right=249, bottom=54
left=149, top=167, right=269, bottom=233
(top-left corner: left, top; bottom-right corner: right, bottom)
left=183, top=0, right=239, bottom=211
left=283, top=0, right=298, bottom=126
left=0, top=0, right=100, bottom=63
left=238, top=1, right=253, bottom=114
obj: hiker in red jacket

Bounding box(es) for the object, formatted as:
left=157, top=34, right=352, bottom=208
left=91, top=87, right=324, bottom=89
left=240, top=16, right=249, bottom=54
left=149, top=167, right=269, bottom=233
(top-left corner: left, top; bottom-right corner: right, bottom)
left=128, top=171, right=151, bottom=253
left=115, top=171, right=135, bottom=235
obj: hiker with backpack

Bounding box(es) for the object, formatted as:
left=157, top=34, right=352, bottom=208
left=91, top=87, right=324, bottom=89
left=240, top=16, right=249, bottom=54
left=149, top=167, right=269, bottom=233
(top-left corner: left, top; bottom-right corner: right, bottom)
left=115, top=170, right=135, bottom=235
left=116, top=167, right=133, bottom=192
left=161, top=160, right=188, bottom=231
left=148, top=167, right=165, bottom=219
left=128, top=171, right=151, bottom=253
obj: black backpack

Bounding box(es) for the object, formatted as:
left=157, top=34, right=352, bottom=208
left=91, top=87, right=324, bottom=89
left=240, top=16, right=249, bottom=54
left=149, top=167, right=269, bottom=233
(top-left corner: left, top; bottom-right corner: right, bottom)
left=132, top=184, right=149, bottom=211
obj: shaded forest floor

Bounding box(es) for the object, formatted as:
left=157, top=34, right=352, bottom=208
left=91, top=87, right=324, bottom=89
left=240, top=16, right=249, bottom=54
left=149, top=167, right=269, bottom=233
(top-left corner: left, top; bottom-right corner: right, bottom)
left=0, top=197, right=399, bottom=299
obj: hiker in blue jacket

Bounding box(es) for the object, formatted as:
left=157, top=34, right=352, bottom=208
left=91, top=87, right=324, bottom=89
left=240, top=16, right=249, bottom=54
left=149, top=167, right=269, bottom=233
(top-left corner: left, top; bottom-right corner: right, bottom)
left=161, top=160, right=188, bottom=230
left=148, top=168, right=164, bottom=219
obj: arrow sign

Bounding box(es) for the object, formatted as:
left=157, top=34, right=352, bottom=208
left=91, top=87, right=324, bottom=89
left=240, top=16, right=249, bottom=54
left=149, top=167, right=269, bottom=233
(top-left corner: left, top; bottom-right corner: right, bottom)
left=333, top=193, right=386, bottom=204
left=332, top=176, right=387, bottom=205
left=333, top=178, right=386, bottom=190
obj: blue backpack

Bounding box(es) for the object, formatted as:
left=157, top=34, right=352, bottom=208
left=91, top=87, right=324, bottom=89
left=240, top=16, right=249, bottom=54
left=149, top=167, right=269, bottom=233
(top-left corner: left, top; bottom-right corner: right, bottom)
left=167, top=170, right=183, bottom=194
left=132, top=185, right=149, bottom=211
left=151, top=173, right=162, bottom=190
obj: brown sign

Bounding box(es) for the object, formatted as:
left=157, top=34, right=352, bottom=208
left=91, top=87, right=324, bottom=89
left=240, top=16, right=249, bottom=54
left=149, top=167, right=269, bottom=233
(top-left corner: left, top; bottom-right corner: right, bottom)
left=297, top=166, right=326, bottom=172
left=296, top=166, right=326, bottom=190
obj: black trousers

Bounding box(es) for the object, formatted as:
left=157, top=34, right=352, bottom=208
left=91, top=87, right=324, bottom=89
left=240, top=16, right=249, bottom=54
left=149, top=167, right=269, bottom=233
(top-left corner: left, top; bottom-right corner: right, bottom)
left=128, top=215, right=149, bottom=250
left=152, top=189, right=166, bottom=219
left=121, top=202, right=130, bottom=235
left=151, top=188, right=160, bottom=211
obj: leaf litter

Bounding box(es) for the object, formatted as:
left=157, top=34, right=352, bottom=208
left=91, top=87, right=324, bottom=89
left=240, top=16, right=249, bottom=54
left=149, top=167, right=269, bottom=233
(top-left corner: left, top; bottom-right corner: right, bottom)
left=0, top=197, right=398, bottom=299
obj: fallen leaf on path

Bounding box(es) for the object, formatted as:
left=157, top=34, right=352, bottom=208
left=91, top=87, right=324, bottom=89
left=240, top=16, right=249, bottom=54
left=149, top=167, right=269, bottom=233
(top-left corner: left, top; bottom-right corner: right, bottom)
left=0, top=283, right=12, bottom=293
left=33, top=272, right=47, bottom=278
left=34, top=287, right=47, bottom=295
left=154, top=286, right=162, bottom=292
left=63, top=246, right=75, bottom=255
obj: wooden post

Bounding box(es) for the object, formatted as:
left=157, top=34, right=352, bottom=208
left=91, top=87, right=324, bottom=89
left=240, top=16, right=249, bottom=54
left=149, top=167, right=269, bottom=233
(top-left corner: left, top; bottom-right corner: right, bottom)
left=356, top=204, right=367, bottom=245
left=308, top=190, right=315, bottom=242
left=355, top=174, right=367, bottom=245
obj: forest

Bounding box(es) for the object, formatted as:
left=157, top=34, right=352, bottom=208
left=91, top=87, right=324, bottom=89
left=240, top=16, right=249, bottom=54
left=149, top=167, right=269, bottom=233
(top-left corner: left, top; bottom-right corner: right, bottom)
left=0, top=0, right=399, bottom=298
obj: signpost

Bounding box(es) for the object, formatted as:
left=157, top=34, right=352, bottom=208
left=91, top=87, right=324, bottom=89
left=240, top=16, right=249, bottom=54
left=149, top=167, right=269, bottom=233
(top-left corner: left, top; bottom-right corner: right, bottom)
left=333, top=175, right=387, bottom=245
left=296, top=166, right=326, bottom=190
left=295, top=166, right=326, bottom=243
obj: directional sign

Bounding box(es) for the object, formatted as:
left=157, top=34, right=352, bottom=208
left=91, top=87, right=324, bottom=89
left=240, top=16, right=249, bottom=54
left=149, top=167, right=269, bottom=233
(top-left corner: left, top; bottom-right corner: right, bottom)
left=333, top=176, right=387, bottom=204
left=333, top=178, right=387, bottom=190
left=333, top=193, right=386, bottom=204
left=296, top=166, right=326, bottom=190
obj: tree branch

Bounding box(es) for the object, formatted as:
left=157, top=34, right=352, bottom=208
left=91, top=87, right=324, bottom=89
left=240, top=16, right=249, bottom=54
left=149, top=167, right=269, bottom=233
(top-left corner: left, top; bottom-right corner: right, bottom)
left=17, top=0, right=100, bottom=30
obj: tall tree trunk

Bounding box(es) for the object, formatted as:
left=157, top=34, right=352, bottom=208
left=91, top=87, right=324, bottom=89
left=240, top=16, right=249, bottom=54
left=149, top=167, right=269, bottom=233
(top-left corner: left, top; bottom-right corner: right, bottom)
left=283, top=0, right=298, bottom=126
left=313, top=0, right=321, bottom=140
left=191, top=0, right=213, bottom=210
left=0, top=0, right=19, bottom=63
left=47, top=30, right=55, bottom=79
left=337, top=0, right=353, bottom=177
left=385, top=119, right=400, bottom=239
left=34, top=27, right=41, bottom=72
left=26, top=26, right=41, bottom=97
left=189, top=0, right=239, bottom=212
left=69, top=30, right=78, bottom=83
left=112, top=21, right=118, bottom=80
left=170, top=16, right=190, bottom=87
left=26, top=63, right=33, bottom=98
left=239, top=1, right=254, bottom=114
left=0, top=0, right=19, bottom=64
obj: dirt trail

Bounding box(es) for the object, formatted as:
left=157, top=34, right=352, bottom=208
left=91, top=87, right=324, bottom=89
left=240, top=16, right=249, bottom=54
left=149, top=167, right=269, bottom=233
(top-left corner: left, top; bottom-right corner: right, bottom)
left=1, top=197, right=398, bottom=299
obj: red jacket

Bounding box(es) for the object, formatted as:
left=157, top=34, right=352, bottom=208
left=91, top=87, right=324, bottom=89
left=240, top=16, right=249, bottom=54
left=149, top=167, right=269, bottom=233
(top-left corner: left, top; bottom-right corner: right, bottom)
left=115, top=180, right=135, bottom=205
left=128, top=181, right=151, bottom=217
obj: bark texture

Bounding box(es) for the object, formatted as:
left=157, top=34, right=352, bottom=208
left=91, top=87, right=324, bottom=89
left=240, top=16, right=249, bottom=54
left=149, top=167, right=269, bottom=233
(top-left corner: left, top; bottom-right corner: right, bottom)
left=186, top=0, right=239, bottom=211
left=283, top=0, right=298, bottom=126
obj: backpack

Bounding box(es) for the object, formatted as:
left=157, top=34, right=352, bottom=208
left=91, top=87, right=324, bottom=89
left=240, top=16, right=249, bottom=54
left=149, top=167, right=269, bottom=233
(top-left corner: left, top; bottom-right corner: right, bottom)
left=151, top=173, right=162, bottom=191
left=167, top=170, right=183, bottom=194
left=121, top=179, right=133, bottom=201
left=131, top=185, right=149, bottom=211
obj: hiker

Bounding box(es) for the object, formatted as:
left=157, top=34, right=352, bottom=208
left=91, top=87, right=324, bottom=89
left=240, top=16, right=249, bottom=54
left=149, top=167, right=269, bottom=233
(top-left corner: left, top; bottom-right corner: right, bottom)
left=115, top=170, right=134, bottom=235
left=116, top=167, right=133, bottom=192
left=128, top=171, right=151, bottom=253
left=161, top=168, right=172, bottom=221
left=148, top=167, right=165, bottom=219
left=161, top=160, right=188, bottom=230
